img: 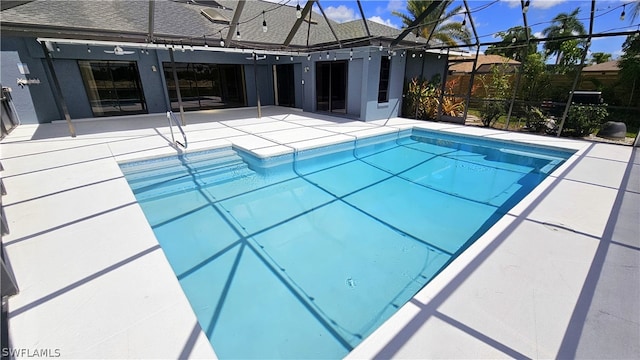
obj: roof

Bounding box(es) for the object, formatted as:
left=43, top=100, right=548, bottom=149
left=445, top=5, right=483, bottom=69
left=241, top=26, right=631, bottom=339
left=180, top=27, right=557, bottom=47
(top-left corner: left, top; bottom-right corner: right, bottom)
left=0, top=0, right=425, bottom=50
left=582, top=60, right=620, bottom=72
left=448, top=54, right=520, bottom=73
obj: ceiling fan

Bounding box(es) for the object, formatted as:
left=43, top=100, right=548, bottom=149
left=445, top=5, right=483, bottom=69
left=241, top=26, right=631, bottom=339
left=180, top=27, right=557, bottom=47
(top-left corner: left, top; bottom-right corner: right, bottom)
left=104, top=46, right=135, bottom=55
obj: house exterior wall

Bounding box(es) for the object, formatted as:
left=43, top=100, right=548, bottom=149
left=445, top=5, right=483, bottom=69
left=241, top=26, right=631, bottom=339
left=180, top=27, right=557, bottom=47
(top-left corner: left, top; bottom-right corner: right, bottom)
left=2, top=37, right=437, bottom=124
left=1, top=36, right=298, bottom=124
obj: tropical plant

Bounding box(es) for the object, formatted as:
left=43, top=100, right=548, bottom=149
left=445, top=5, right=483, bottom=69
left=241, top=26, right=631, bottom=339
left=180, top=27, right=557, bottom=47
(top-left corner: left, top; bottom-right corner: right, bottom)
left=393, top=0, right=471, bottom=46
left=521, top=52, right=550, bottom=101
left=589, top=52, right=612, bottom=64
left=555, top=39, right=585, bottom=75
left=542, top=8, right=586, bottom=65
left=485, top=26, right=537, bottom=62
left=618, top=33, right=640, bottom=107
left=630, top=0, right=640, bottom=22
left=441, top=78, right=465, bottom=117
left=474, top=63, right=512, bottom=127
left=403, top=78, right=440, bottom=120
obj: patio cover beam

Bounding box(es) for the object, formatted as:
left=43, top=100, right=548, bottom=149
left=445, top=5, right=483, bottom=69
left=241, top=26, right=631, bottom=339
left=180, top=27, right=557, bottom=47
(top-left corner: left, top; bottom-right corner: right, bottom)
left=556, top=0, right=595, bottom=137
left=225, top=0, right=246, bottom=48
left=316, top=1, right=342, bottom=48
left=283, top=0, right=315, bottom=47
left=356, top=0, right=371, bottom=38
left=391, top=1, right=442, bottom=47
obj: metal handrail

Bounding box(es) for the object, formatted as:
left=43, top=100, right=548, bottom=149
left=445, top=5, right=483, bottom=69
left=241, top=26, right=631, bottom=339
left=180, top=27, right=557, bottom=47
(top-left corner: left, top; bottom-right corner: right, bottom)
left=166, top=111, right=187, bottom=149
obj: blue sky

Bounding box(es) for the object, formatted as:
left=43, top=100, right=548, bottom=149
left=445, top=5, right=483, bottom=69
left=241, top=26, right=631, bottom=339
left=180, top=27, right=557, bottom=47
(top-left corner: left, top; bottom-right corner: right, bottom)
left=307, top=0, right=639, bottom=60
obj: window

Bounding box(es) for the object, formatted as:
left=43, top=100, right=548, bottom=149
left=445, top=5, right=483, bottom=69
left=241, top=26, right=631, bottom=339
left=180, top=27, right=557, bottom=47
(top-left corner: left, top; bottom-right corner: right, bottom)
left=78, top=60, right=147, bottom=117
left=378, top=56, right=390, bottom=103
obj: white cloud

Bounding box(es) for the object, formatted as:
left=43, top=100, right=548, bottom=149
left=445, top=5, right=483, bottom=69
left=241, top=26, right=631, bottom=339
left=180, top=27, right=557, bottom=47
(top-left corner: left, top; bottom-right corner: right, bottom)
left=323, top=5, right=359, bottom=23
left=533, top=31, right=544, bottom=38
left=369, top=16, right=400, bottom=29
left=386, top=0, right=406, bottom=12
left=501, top=0, right=521, bottom=8
left=531, top=0, right=568, bottom=10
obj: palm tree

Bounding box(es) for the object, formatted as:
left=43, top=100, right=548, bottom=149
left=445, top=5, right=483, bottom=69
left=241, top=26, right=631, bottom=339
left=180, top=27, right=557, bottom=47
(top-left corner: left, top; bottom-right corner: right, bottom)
left=631, top=0, right=640, bottom=22
left=542, top=8, right=586, bottom=65
left=589, top=52, right=612, bottom=64
left=393, top=0, right=471, bottom=47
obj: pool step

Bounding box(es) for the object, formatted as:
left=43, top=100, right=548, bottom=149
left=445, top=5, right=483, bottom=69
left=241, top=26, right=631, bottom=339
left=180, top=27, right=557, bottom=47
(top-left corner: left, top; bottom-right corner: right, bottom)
left=121, top=148, right=255, bottom=200
left=121, top=148, right=241, bottom=180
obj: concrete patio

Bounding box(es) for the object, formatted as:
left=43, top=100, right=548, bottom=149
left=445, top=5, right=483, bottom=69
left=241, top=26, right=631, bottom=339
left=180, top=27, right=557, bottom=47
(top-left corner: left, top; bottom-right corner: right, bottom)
left=1, top=106, right=637, bottom=359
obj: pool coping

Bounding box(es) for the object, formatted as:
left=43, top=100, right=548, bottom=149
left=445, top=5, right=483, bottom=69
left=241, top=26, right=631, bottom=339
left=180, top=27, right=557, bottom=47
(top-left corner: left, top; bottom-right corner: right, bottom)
left=1, top=107, right=636, bottom=359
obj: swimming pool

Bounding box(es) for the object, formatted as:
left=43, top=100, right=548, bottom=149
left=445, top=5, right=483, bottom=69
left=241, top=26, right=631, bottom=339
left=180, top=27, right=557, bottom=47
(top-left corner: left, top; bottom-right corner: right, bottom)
left=120, top=128, right=573, bottom=359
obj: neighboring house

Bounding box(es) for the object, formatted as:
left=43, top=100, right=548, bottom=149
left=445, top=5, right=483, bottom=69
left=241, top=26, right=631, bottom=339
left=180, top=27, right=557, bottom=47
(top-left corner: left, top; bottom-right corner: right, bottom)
left=0, top=0, right=449, bottom=124
left=582, top=60, right=620, bottom=75
left=445, top=54, right=519, bottom=98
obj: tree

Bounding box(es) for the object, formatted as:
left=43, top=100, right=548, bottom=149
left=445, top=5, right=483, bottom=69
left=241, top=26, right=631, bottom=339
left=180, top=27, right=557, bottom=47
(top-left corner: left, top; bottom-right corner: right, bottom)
left=485, top=26, right=537, bottom=62
left=555, top=39, right=585, bottom=74
left=521, top=52, right=550, bottom=101
left=393, top=0, right=471, bottom=47
left=474, top=63, right=512, bottom=127
left=618, top=33, right=640, bottom=106
left=542, top=8, right=586, bottom=65
left=589, top=52, right=612, bottom=64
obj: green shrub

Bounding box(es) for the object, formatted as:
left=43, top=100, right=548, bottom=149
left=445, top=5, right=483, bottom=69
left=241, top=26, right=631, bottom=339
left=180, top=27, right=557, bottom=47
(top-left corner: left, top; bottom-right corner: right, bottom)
left=524, top=106, right=547, bottom=132
left=562, top=103, right=609, bottom=137
left=479, top=99, right=507, bottom=127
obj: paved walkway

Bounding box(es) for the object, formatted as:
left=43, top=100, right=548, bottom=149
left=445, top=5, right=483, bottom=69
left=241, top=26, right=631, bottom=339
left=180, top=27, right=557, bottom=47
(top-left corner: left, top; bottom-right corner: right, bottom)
left=1, top=107, right=637, bottom=359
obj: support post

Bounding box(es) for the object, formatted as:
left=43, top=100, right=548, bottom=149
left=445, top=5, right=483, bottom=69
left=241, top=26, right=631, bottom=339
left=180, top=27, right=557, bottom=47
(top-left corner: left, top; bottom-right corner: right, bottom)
left=169, top=48, right=186, bottom=126
left=556, top=0, right=595, bottom=137
left=40, top=42, right=76, bottom=137
left=253, top=53, right=262, bottom=119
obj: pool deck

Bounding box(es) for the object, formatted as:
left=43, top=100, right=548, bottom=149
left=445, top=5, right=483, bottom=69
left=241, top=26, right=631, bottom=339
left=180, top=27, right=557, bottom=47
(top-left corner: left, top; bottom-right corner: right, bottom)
left=1, top=106, right=638, bottom=359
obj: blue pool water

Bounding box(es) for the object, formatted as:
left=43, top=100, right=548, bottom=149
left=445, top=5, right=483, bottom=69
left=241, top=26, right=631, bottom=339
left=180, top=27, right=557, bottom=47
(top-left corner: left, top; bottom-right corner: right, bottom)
left=120, top=129, right=573, bottom=359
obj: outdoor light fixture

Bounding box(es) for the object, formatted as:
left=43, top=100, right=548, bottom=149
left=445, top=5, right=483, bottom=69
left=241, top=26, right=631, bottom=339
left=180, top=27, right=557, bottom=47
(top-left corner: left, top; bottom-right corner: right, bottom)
left=87, top=45, right=91, bottom=53
left=349, top=48, right=353, bottom=57
left=326, top=51, right=330, bottom=59
left=461, top=14, right=466, bottom=26
left=236, top=23, right=241, bottom=39
left=203, top=35, right=208, bottom=47
left=512, top=36, right=517, bottom=43
left=523, top=0, right=530, bottom=14
left=262, top=11, right=268, bottom=33
left=275, top=55, right=279, bottom=60
left=307, top=54, right=311, bottom=61
left=56, top=44, right=60, bottom=51
left=290, top=56, right=294, bottom=61
left=620, top=4, right=626, bottom=21
left=296, top=1, right=302, bottom=19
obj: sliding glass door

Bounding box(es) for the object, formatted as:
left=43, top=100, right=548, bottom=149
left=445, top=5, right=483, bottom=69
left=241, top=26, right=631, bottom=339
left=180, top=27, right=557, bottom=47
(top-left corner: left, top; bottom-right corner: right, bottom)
left=163, top=62, right=246, bottom=111
left=78, top=60, right=147, bottom=117
left=316, top=61, right=347, bottom=114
